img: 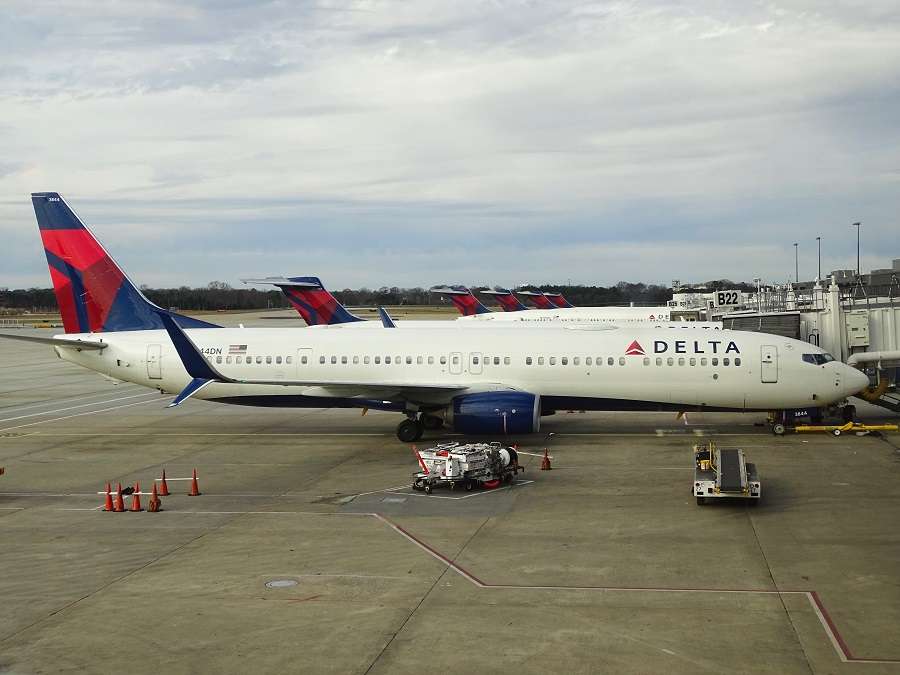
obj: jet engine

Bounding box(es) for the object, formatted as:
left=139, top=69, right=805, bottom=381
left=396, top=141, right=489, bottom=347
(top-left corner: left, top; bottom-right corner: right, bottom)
left=447, top=391, right=541, bottom=435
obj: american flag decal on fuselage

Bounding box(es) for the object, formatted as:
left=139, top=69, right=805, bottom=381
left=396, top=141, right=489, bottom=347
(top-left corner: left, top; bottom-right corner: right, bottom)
left=228, top=344, right=248, bottom=354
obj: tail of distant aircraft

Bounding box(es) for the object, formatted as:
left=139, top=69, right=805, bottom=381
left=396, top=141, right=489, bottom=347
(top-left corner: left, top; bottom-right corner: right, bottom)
left=241, top=276, right=365, bottom=326
left=431, top=286, right=492, bottom=316
left=480, top=287, right=530, bottom=312
left=517, top=290, right=558, bottom=310
left=544, top=292, right=574, bottom=308
left=31, top=192, right=218, bottom=334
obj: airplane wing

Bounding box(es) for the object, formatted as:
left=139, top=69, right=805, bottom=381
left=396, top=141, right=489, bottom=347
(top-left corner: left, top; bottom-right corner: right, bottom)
left=0, top=333, right=107, bottom=350
left=156, top=312, right=494, bottom=407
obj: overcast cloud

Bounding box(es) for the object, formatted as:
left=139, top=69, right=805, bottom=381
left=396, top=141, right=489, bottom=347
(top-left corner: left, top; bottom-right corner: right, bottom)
left=1, top=0, right=898, bottom=290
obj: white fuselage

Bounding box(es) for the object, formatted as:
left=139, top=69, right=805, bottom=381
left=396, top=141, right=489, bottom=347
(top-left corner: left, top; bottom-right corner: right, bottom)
left=456, top=306, right=675, bottom=325
left=54, top=325, right=867, bottom=413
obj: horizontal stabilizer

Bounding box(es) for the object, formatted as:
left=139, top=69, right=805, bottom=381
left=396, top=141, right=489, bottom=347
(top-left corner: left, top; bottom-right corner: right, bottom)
left=169, top=377, right=214, bottom=407
left=0, top=333, right=107, bottom=350
left=378, top=307, right=396, bottom=328
left=241, top=277, right=321, bottom=288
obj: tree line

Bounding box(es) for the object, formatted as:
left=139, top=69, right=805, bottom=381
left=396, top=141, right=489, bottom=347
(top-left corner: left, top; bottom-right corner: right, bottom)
left=2, top=280, right=783, bottom=314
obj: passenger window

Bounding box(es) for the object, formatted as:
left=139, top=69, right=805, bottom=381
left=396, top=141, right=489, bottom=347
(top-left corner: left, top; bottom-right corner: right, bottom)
left=352, top=356, right=359, bottom=364
left=689, top=358, right=696, bottom=366
left=494, top=356, right=500, bottom=365
left=417, top=356, right=423, bottom=365
left=678, top=358, right=685, bottom=366
left=700, top=358, right=707, bottom=366
left=618, top=357, right=625, bottom=366
left=256, top=356, right=263, bottom=364
left=301, top=355, right=308, bottom=365
left=561, top=357, right=568, bottom=366
left=643, top=357, right=650, bottom=366
left=319, top=356, right=325, bottom=364
left=216, top=356, right=222, bottom=364
left=712, top=358, right=719, bottom=366
left=364, top=356, right=370, bottom=364
left=286, top=356, right=292, bottom=364
left=276, top=356, right=282, bottom=365
left=473, top=356, right=480, bottom=365
left=236, top=356, right=243, bottom=364
left=723, top=357, right=730, bottom=366
left=549, top=357, right=557, bottom=365
left=375, top=356, right=381, bottom=364
left=440, top=356, right=447, bottom=365
left=538, top=357, right=545, bottom=365
left=385, top=356, right=392, bottom=365
left=573, top=357, right=580, bottom=366
left=504, top=357, right=510, bottom=365
left=341, top=356, right=348, bottom=364
left=655, top=357, right=662, bottom=366
left=585, top=357, right=592, bottom=366
left=526, top=356, right=533, bottom=365
left=428, top=356, right=434, bottom=365
left=266, top=356, right=272, bottom=364
left=667, top=357, right=674, bottom=366
left=395, top=355, right=401, bottom=364
left=452, top=356, right=459, bottom=365
left=406, top=356, right=412, bottom=364
left=226, top=356, right=232, bottom=364
left=607, top=357, right=614, bottom=366
left=735, top=357, right=742, bottom=366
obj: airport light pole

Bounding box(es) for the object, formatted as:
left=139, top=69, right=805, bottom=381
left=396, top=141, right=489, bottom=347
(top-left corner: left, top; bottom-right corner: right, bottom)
left=816, top=236, right=821, bottom=281
left=852, top=222, right=861, bottom=279
left=793, top=242, right=798, bottom=283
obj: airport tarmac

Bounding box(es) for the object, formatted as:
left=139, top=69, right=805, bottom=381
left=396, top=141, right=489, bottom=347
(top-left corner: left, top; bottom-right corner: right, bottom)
left=1, top=324, right=899, bottom=674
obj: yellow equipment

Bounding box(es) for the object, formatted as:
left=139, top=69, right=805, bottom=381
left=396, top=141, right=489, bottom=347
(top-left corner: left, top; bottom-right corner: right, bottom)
left=793, top=421, right=899, bottom=436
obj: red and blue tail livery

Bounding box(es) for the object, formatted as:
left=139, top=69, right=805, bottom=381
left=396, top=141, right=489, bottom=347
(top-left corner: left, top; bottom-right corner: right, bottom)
left=545, top=292, right=574, bottom=308
left=241, top=276, right=364, bottom=326
left=32, top=192, right=218, bottom=334
left=430, top=286, right=492, bottom=316
left=480, top=287, right=530, bottom=312
left=517, top=290, right=558, bottom=309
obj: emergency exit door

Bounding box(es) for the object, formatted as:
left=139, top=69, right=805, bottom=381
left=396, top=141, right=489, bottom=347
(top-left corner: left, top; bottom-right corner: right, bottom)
left=760, top=345, right=778, bottom=383
left=147, top=344, right=162, bottom=380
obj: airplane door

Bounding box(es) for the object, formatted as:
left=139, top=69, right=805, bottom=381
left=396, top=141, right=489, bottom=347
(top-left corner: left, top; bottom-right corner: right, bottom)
left=449, top=352, right=463, bottom=375
left=760, top=345, right=778, bottom=383
left=469, top=352, right=483, bottom=375
left=147, top=344, right=162, bottom=380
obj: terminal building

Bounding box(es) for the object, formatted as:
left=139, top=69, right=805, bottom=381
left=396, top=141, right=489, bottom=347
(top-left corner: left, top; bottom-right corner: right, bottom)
left=670, top=259, right=900, bottom=413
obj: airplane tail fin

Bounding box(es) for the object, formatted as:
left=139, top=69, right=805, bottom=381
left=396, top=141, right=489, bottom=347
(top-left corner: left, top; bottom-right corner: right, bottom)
left=431, top=286, right=492, bottom=316
left=517, top=290, right=557, bottom=309
left=242, top=276, right=364, bottom=325
left=545, top=292, right=574, bottom=308
left=481, top=287, right=529, bottom=312
left=31, top=192, right=218, bottom=334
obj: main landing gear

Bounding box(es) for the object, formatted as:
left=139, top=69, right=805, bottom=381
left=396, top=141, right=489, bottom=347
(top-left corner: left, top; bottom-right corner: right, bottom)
left=397, top=417, right=424, bottom=442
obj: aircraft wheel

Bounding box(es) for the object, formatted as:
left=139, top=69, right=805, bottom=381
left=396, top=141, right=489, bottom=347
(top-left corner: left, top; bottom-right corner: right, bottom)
left=772, top=423, right=786, bottom=436
left=842, top=405, right=857, bottom=423
left=424, top=484, right=432, bottom=495
left=397, top=419, right=421, bottom=443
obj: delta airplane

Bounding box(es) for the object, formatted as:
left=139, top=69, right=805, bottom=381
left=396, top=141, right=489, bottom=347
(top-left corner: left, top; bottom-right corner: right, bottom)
left=247, top=278, right=722, bottom=330
left=1, top=193, right=868, bottom=443
left=480, top=287, right=530, bottom=312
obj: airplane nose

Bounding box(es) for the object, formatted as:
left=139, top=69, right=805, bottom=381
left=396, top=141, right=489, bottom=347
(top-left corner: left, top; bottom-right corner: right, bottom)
left=845, top=366, right=870, bottom=396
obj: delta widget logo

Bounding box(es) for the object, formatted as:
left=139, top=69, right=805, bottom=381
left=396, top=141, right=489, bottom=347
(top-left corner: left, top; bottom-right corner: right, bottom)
left=624, top=340, right=646, bottom=356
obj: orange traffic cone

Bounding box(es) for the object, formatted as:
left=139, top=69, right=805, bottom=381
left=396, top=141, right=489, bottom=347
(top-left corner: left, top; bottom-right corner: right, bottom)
left=188, top=468, right=201, bottom=496
left=540, top=448, right=552, bottom=471
left=129, top=482, right=143, bottom=512
left=102, top=482, right=113, bottom=512
left=158, top=469, right=170, bottom=496
left=148, top=482, right=161, bottom=513
left=113, top=483, right=125, bottom=512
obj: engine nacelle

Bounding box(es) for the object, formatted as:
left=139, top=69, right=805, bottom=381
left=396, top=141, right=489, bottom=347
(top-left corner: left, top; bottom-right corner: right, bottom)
left=448, top=391, right=541, bottom=435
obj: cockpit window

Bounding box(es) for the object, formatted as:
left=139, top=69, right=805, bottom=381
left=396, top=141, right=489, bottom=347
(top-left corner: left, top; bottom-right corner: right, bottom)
left=802, top=353, right=835, bottom=365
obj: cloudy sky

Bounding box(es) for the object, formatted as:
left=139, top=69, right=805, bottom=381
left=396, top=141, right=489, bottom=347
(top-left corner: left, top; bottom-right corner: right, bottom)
left=1, top=0, right=898, bottom=290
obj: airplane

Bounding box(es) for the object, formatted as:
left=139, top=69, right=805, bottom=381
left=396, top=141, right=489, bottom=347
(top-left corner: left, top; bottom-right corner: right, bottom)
left=430, top=285, right=492, bottom=317
left=517, top=289, right=559, bottom=309
left=1, top=193, right=868, bottom=444
left=241, top=276, right=365, bottom=326
left=479, top=287, right=530, bottom=312
left=544, top=292, right=574, bottom=308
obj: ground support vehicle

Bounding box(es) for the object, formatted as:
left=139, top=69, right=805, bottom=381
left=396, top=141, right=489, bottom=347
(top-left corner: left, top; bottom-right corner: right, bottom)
left=412, top=442, right=523, bottom=494
left=693, top=441, right=760, bottom=505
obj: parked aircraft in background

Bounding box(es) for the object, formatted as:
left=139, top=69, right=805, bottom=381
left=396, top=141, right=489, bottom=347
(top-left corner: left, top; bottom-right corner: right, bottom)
left=517, top=289, right=559, bottom=309
left=1, top=193, right=868, bottom=443
left=479, top=288, right=530, bottom=312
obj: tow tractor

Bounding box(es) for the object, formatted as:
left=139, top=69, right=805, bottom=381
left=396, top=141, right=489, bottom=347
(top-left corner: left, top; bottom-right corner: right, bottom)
left=412, top=442, right=523, bottom=494
left=693, top=441, right=760, bottom=505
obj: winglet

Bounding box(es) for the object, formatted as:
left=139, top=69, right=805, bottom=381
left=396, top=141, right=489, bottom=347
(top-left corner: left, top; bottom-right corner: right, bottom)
left=377, top=307, right=396, bottom=328
left=157, top=312, right=227, bottom=381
